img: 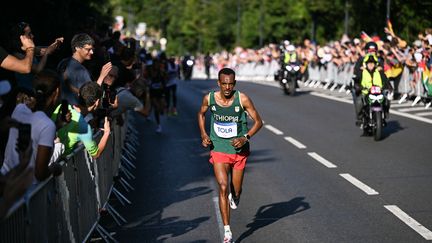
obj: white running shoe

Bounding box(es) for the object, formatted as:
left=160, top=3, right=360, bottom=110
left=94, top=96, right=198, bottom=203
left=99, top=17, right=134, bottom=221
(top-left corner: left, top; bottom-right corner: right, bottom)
left=155, top=125, right=162, bottom=133
left=228, top=193, right=237, bottom=210
left=223, top=229, right=233, bottom=243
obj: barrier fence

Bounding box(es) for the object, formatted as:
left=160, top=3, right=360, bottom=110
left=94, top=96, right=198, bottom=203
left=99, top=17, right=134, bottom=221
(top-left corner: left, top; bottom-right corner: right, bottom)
left=193, top=60, right=432, bottom=106
left=0, top=112, right=138, bottom=243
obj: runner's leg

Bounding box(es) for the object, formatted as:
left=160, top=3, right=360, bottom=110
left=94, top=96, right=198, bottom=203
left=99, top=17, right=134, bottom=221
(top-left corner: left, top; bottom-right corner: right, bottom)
left=230, top=168, right=244, bottom=199
left=213, top=162, right=231, bottom=226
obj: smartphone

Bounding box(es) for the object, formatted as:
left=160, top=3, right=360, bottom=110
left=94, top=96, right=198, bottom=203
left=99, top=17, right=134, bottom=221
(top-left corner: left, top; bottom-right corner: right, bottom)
left=61, top=99, right=69, bottom=122
left=17, top=123, right=31, bottom=151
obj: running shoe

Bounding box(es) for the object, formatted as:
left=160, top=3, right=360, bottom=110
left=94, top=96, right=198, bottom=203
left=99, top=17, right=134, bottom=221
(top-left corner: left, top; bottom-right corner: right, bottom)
left=223, top=229, right=233, bottom=243
left=155, top=125, right=162, bottom=133
left=228, top=193, right=239, bottom=210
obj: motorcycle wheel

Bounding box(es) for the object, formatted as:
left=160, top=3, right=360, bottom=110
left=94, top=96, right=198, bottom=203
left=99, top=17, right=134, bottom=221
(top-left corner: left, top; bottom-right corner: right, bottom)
left=289, top=79, right=296, bottom=96
left=283, top=85, right=289, bottom=95
left=373, top=111, right=382, bottom=141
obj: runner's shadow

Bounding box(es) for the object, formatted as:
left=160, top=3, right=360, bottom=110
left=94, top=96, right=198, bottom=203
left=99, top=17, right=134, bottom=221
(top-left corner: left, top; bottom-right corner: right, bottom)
left=235, top=197, right=310, bottom=243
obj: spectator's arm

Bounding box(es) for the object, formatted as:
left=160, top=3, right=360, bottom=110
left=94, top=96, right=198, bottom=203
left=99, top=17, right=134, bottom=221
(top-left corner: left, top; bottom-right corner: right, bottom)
left=96, top=62, right=112, bottom=86
left=93, top=117, right=110, bottom=159
left=34, top=145, right=53, bottom=181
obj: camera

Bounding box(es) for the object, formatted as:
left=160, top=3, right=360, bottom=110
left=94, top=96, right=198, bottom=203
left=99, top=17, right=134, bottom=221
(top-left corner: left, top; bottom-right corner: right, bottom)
left=17, top=123, right=31, bottom=151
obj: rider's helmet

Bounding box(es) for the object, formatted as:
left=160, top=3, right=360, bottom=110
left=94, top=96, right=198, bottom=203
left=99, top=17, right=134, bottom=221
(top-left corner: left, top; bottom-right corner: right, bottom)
left=286, top=44, right=295, bottom=52
left=365, top=41, right=378, bottom=54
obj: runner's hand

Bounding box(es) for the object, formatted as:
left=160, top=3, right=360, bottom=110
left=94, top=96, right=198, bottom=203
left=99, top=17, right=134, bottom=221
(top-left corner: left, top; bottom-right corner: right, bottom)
left=231, top=137, right=248, bottom=149
left=201, top=134, right=212, bottom=147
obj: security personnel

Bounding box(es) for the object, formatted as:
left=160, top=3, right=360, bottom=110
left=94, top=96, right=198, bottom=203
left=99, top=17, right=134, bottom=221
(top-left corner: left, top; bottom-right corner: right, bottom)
left=354, top=54, right=391, bottom=125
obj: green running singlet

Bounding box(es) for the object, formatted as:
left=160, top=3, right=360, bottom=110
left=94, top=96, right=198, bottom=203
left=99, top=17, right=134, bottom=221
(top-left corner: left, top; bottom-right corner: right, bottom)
left=209, top=90, right=249, bottom=154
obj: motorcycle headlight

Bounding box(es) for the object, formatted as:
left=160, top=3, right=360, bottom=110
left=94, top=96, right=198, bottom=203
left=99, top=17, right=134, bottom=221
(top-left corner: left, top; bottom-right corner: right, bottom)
left=293, top=66, right=300, bottom=71
left=368, top=94, right=384, bottom=102
left=286, top=66, right=292, bottom=71
left=282, top=79, right=287, bottom=84
left=186, top=60, right=194, bottom=66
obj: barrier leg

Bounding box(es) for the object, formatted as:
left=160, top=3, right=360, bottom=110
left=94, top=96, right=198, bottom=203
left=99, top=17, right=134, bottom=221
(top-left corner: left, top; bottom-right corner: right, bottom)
left=123, top=148, right=137, bottom=161
left=399, top=93, right=408, bottom=104
left=96, top=224, right=119, bottom=243
left=426, top=102, right=431, bottom=109
left=106, top=203, right=127, bottom=226
left=112, top=187, right=132, bottom=205
left=119, top=165, right=135, bottom=180
left=120, top=177, right=135, bottom=191
left=121, top=155, right=136, bottom=170
left=412, top=96, right=421, bottom=106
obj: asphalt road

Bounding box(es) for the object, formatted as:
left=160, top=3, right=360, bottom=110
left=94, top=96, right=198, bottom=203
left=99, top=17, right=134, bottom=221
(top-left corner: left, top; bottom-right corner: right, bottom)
left=110, top=78, right=432, bottom=243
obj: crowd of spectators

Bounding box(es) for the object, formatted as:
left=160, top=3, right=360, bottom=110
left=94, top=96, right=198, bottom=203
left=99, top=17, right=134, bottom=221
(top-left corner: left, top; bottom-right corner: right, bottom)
left=195, top=26, right=432, bottom=99
left=0, top=21, right=178, bottom=218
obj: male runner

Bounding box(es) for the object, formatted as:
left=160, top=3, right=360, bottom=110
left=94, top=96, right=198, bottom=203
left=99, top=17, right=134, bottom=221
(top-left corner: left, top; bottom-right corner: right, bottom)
left=197, top=67, right=263, bottom=243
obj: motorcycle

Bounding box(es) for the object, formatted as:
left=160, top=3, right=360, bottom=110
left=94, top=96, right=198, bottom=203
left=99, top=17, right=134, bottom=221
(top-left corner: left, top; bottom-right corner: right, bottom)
left=360, top=85, right=386, bottom=141
left=275, top=61, right=300, bottom=95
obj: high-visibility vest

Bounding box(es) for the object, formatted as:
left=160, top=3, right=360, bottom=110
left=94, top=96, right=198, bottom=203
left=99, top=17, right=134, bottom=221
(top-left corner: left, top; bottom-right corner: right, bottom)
left=284, top=52, right=297, bottom=63
left=361, top=69, right=382, bottom=95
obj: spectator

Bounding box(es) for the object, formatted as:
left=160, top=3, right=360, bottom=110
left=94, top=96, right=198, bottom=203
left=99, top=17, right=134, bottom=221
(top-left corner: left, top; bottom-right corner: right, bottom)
left=57, top=33, right=111, bottom=105
left=1, top=69, right=61, bottom=182
left=8, top=21, right=63, bottom=91
left=51, top=82, right=110, bottom=159
left=105, top=65, right=151, bottom=118
left=164, top=57, right=179, bottom=115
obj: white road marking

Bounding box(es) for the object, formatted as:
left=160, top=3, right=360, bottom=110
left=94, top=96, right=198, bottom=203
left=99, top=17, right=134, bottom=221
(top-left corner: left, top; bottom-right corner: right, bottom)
left=310, top=91, right=432, bottom=124
left=390, top=102, right=414, bottom=108
left=264, top=124, right=284, bottom=135
left=339, top=173, right=379, bottom=195
left=310, top=92, right=353, bottom=104
left=390, top=110, right=432, bottom=124
left=284, top=137, right=306, bottom=149
left=384, top=205, right=432, bottom=240
left=307, top=152, right=337, bottom=168
left=398, top=107, right=429, bottom=112
left=213, top=196, right=224, bottom=242
left=416, top=111, right=432, bottom=117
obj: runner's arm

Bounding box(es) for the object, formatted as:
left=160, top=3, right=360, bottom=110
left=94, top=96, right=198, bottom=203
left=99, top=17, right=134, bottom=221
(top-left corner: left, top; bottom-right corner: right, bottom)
left=240, top=93, right=263, bottom=139
left=197, top=94, right=212, bottom=147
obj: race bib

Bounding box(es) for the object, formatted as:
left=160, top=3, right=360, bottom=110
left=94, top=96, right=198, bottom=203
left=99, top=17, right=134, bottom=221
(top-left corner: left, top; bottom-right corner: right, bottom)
left=214, top=122, right=237, bottom=138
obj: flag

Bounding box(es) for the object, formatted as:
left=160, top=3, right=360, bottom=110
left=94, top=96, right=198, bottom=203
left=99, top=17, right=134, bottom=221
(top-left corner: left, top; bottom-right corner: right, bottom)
left=387, top=19, right=395, bottom=36
left=360, top=31, right=372, bottom=42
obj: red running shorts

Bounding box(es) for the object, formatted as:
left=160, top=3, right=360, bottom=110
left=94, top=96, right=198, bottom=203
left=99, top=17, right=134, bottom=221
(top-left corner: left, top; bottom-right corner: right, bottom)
left=209, top=150, right=250, bottom=170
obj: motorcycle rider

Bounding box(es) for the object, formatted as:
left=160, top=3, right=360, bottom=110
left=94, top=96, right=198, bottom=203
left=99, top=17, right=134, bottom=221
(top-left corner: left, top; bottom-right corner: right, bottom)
left=353, top=54, right=392, bottom=127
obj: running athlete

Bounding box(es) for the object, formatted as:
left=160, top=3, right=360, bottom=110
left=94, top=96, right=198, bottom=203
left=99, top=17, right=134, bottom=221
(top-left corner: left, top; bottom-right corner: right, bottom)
left=197, top=67, right=263, bottom=243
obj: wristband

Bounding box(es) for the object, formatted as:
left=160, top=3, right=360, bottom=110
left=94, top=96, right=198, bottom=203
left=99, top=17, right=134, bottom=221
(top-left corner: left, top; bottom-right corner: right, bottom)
left=243, top=134, right=250, bottom=141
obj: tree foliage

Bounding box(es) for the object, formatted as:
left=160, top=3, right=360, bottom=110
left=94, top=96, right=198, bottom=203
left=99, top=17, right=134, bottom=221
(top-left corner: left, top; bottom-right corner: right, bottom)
left=1, top=0, right=430, bottom=56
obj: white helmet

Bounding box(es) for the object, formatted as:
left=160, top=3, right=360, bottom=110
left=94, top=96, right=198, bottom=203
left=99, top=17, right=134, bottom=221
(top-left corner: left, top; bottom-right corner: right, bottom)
left=286, top=44, right=295, bottom=52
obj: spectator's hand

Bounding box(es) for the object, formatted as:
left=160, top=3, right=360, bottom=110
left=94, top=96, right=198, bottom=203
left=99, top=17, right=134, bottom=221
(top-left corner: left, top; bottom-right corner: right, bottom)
left=100, top=62, right=112, bottom=80
left=45, top=37, right=64, bottom=55
left=102, top=117, right=111, bottom=134
left=20, top=35, right=35, bottom=51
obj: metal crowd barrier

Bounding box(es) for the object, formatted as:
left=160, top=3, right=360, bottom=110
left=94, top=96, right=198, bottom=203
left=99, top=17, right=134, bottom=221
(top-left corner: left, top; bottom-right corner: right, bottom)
left=192, top=59, right=430, bottom=108
left=0, top=111, right=140, bottom=243
left=397, top=66, right=432, bottom=107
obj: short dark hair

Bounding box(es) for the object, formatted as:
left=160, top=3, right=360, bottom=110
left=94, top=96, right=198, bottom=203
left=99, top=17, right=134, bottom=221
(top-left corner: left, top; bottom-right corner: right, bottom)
left=218, top=67, right=235, bottom=81
left=79, top=82, right=102, bottom=107
left=32, top=69, right=60, bottom=111
left=71, top=33, right=94, bottom=53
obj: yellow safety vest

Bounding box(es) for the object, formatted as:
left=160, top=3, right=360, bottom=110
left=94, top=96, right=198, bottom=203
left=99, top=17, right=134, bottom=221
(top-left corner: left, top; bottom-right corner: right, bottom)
left=361, top=69, right=382, bottom=95
left=284, top=52, right=297, bottom=63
